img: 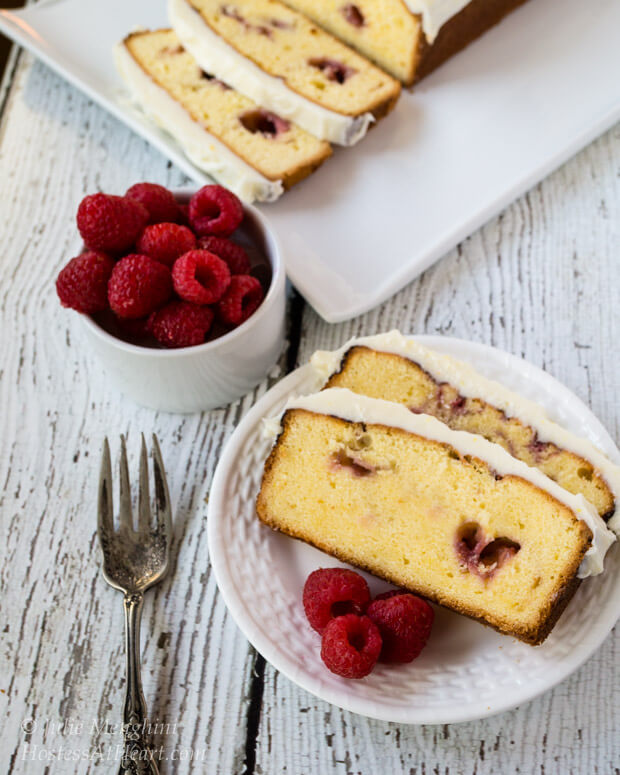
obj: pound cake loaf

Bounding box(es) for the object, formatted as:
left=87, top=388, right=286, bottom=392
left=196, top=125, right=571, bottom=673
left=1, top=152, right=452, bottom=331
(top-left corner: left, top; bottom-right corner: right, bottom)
left=169, top=0, right=401, bottom=145
left=281, top=0, right=530, bottom=85
left=257, top=389, right=615, bottom=645
left=312, top=332, right=620, bottom=529
left=115, top=29, right=331, bottom=202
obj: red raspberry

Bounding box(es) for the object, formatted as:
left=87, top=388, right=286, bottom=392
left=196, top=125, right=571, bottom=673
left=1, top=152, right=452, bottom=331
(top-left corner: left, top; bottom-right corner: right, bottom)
left=198, top=236, right=251, bottom=275
left=172, top=249, right=231, bottom=305
left=137, top=223, right=197, bottom=267
left=117, top=316, right=152, bottom=340
left=320, top=614, right=382, bottom=679
left=189, top=185, right=244, bottom=237
left=177, top=203, right=190, bottom=226
left=125, top=182, right=181, bottom=224
left=56, top=251, right=114, bottom=313
left=367, top=593, right=434, bottom=663
left=373, top=589, right=408, bottom=601
left=303, top=568, right=370, bottom=635
left=108, top=254, right=172, bottom=319
left=217, top=275, right=264, bottom=327
left=149, top=301, right=214, bottom=348
left=76, top=193, right=148, bottom=253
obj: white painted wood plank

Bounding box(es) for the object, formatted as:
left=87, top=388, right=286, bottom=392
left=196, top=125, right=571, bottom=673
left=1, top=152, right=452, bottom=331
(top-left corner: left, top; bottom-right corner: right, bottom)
left=258, top=634, right=618, bottom=775
left=256, top=124, right=620, bottom=774
left=0, top=55, right=272, bottom=774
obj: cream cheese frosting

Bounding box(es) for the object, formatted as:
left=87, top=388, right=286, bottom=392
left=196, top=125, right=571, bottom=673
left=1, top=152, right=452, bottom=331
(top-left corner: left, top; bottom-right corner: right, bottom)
left=404, top=0, right=472, bottom=43
left=311, top=330, right=620, bottom=536
left=114, top=41, right=283, bottom=203
left=264, top=388, right=615, bottom=578
left=169, top=0, right=374, bottom=146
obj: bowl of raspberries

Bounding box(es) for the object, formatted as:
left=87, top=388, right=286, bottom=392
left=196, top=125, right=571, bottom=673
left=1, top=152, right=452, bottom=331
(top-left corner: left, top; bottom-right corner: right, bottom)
left=56, top=182, right=285, bottom=412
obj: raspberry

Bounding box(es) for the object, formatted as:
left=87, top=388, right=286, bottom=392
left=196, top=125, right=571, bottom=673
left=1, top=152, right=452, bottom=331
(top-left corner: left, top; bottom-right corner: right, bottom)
left=189, top=185, right=244, bottom=237
left=56, top=251, right=114, bottom=313
left=217, top=275, right=264, bottom=327
left=303, top=568, right=370, bottom=635
left=172, top=250, right=231, bottom=305
left=373, top=589, right=408, bottom=601
left=125, top=182, right=181, bottom=224
left=117, top=316, right=152, bottom=340
left=198, top=236, right=251, bottom=275
left=137, top=223, right=197, bottom=267
left=76, top=193, right=148, bottom=253
left=108, top=254, right=172, bottom=319
left=177, top=203, right=190, bottom=226
left=149, top=301, right=214, bottom=348
left=320, top=614, right=382, bottom=679
left=367, top=593, right=434, bottom=663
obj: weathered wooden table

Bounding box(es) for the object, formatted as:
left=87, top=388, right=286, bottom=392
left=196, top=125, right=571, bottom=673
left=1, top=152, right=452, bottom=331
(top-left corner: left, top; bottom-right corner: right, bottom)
left=0, top=45, right=618, bottom=775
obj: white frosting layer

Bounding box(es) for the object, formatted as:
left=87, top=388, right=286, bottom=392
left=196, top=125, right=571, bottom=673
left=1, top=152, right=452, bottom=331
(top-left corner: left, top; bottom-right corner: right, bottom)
left=404, top=0, right=472, bottom=43
left=312, top=330, right=620, bottom=537
left=265, top=388, right=615, bottom=578
left=114, top=41, right=283, bottom=203
left=169, top=0, right=374, bottom=146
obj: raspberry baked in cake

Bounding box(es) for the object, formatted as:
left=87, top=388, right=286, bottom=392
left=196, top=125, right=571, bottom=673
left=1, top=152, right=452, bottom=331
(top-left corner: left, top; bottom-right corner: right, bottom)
left=115, top=30, right=331, bottom=202
left=312, top=332, right=620, bottom=528
left=281, top=0, right=530, bottom=85
left=169, top=0, right=401, bottom=145
left=257, top=389, right=615, bottom=645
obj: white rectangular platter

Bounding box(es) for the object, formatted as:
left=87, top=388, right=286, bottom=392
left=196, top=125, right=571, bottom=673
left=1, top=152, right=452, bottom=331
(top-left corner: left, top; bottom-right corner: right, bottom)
left=1, top=0, right=619, bottom=322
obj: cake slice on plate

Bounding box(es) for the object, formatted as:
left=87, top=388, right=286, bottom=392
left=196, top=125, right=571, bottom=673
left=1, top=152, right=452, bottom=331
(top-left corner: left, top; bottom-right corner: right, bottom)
left=115, top=29, right=331, bottom=203
left=257, top=389, right=615, bottom=645
left=168, top=0, right=401, bottom=145
left=280, top=0, right=530, bottom=85
left=311, top=331, right=620, bottom=527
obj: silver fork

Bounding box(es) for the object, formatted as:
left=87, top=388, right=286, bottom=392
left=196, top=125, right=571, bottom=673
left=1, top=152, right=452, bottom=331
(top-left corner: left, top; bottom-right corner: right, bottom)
left=98, top=434, right=172, bottom=775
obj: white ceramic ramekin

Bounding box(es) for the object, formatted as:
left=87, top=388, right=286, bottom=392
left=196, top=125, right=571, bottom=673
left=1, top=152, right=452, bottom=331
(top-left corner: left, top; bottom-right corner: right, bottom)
left=80, top=188, right=286, bottom=413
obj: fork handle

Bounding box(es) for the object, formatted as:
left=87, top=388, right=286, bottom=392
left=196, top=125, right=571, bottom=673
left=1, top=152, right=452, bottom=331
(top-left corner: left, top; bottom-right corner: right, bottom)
left=119, top=592, right=160, bottom=775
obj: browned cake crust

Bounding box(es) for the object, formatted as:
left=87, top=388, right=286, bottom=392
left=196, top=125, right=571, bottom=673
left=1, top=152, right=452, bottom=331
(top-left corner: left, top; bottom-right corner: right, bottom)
left=257, top=510, right=584, bottom=645
left=368, top=90, right=401, bottom=122
left=257, top=410, right=592, bottom=646
left=280, top=155, right=332, bottom=189
left=325, top=346, right=616, bottom=520
left=195, top=23, right=402, bottom=120
left=185, top=0, right=401, bottom=120
left=122, top=31, right=332, bottom=188
left=414, top=0, right=531, bottom=82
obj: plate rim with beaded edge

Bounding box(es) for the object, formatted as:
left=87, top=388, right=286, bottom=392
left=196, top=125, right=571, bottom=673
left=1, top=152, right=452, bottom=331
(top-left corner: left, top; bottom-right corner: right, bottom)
left=207, top=335, right=620, bottom=724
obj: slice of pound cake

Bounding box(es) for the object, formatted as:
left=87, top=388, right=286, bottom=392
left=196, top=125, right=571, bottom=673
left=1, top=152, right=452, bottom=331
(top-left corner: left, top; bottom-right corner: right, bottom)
left=312, top=332, right=620, bottom=529
left=281, top=0, right=530, bottom=85
left=115, top=30, right=331, bottom=202
left=257, top=389, right=615, bottom=645
left=169, top=0, right=401, bottom=145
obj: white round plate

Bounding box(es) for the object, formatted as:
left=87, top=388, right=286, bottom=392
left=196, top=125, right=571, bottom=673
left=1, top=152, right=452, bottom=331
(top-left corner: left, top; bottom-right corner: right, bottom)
left=207, top=336, right=620, bottom=724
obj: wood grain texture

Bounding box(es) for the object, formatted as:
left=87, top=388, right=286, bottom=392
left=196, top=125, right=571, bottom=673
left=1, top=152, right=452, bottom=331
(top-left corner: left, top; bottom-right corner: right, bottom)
left=0, top=45, right=618, bottom=775
left=0, top=54, right=283, bottom=774
left=257, top=634, right=618, bottom=775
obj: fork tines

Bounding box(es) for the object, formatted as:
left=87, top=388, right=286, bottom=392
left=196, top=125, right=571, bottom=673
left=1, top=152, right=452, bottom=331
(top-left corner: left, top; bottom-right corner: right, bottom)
left=97, top=434, right=172, bottom=540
